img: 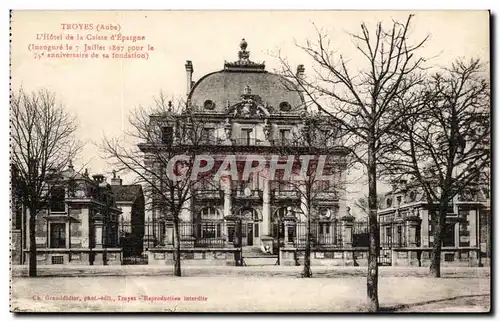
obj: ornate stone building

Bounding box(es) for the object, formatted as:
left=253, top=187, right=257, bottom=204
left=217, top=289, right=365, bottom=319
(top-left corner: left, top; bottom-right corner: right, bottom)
left=16, top=164, right=123, bottom=265
left=142, top=39, right=351, bottom=263
left=378, top=178, right=489, bottom=267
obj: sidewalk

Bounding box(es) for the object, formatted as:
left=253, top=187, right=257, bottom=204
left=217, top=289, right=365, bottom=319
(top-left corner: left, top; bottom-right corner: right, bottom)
left=11, top=264, right=491, bottom=278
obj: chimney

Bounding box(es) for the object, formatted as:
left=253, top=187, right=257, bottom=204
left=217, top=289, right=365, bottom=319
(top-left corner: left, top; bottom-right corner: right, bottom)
left=185, top=60, right=194, bottom=96
left=110, top=170, right=122, bottom=186
left=296, top=64, right=305, bottom=80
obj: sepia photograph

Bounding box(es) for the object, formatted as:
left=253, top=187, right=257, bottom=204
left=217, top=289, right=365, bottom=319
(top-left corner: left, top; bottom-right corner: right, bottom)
left=8, top=9, right=491, bottom=313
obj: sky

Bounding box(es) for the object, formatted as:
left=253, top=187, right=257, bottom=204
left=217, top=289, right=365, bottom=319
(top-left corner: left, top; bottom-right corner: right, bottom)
left=10, top=10, right=490, bottom=213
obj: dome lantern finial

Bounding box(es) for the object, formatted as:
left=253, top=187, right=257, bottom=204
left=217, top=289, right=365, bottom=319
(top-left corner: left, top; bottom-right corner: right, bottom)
left=238, top=38, right=250, bottom=62
left=240, top=38, right=248, bottom=50
left=224, top=37, right=265, bottom=71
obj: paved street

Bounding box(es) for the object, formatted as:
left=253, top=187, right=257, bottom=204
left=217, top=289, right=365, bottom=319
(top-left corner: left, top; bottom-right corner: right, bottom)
left=10, top=267, right=490, bottom=312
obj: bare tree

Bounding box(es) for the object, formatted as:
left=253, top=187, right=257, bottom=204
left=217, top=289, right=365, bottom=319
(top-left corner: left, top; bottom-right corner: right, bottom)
left=10, top=88, right=81, bottom=277
left=101, top=93, right=212, bottom=276
left=271, top=113, right=346, bottom=277
left=277, top=15, right=429, bottom=310
left=386, top=58, right=490, bottom=277
left=353, top=194, right=384, bottom=217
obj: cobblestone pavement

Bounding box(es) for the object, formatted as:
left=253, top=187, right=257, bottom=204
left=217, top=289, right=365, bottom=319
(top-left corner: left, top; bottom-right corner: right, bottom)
left=11, top=274, right=490, bottom=312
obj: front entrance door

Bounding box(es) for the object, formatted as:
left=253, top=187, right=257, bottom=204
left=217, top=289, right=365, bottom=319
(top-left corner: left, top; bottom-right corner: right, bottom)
left=247, top=223, right=254, bottom=246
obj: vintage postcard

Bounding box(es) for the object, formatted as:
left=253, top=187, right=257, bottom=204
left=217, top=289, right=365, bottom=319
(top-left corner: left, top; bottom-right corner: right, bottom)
left=9, top=10, right=491, bottom=313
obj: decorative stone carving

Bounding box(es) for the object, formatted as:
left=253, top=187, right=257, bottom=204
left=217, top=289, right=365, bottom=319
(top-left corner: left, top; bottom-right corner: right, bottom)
left=226, top=88, right=271, bottom=118
left=263, top=119, right=271, bottom=140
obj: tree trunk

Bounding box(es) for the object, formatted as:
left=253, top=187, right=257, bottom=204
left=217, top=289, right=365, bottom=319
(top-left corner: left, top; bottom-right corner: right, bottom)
left=429, top=204, right=447, bottom=277
left=173, top=219, right=181, bottom=277
left=302, top=210, right=312, bottom=278
left=28, top=206, right=37, bottom=277
left=366, top=142, right=379, bottom=311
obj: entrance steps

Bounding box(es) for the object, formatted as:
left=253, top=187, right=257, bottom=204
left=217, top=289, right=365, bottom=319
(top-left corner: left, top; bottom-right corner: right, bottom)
left=243, top=257, right=278, bottom=266
left=242, top=246, right=277, bottom=266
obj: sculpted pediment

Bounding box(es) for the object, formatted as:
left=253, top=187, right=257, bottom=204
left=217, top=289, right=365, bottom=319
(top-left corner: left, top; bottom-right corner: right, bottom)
left=226, top=85, right=271, bottom=118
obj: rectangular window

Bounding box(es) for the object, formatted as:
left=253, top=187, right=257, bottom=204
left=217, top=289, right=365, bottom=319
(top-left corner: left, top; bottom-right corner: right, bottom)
left=51, top=255, right=64, bottom=264
left=227, top=225, right=235, bottom=243
left=279, top=129, right=290, bottom=145
left=50, top=187, right=65, bottom=212
left=161, top=126, right=173, bottom=145
left=241, top=129, right=253, bottom=146
left=202, top=223, right=217, bottom=238
left=216, top=223, right=221, bottom=238
left=50, top=223, right=66, bottom=248
left=459, top=219, right=470, bottom=247
left=254, top=223, right=259, bottom=238
left=202, top=127, right=215, bottom=144
left=325, top=224, right=330, bottom=234
left=444, top=253, right=455, bottom=262
left=443, top=223, right=455, bottom=247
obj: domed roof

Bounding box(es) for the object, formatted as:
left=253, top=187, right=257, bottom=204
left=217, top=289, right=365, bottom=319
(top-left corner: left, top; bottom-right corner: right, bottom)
left=187, top=39, right=304, bottom=114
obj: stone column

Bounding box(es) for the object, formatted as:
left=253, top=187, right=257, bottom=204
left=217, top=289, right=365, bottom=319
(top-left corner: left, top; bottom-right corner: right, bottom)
left=341, top=214, right=355, bottom=266
left=283, top=215, right=296, bottom=247
left=468, top=209, right=479, bottom=266
left=453, top=220, right=459, bottom=247
left=279, top=215, right=297, bottom=266
left=93, top=219, right=105, bottom=265
left=95, top=222, right=104, bottom=249
left=163, top=219, right=174, bottom=247
left=143, top=157, right=156, bottom=249
left=420, top=209, right=429, bottom=247
left=341, top=215, right=354, bottom=248
left=65, top=222, right=70, bottom=249
left=405, top=216, right=421, bottom=266
left=454, top=221, right=460, bottom=261
left=260, top=179, right=275, bottom=251
left=223, top=183, right=233, bottom=218
left=468, top=209, right=477, bottom=247
left=262, top=179, right=271, bottom=236
left=180, top=189, right=195, bottom=248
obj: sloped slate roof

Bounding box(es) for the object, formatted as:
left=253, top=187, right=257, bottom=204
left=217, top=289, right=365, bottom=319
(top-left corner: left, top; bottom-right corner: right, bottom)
left=188, top=71, right=304, bottom=114
left=111, top=185, right=143, bottom=202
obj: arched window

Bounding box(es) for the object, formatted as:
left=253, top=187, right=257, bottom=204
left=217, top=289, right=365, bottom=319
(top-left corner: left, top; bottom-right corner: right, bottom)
left=201, top=207, right=222, bottom=221
left=386, top=197, right=393, bottom=208
left=238, top=208, right=260, bottom=221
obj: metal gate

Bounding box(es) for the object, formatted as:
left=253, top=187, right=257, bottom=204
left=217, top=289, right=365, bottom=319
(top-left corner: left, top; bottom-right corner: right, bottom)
left=119, top=220, right=148, bottom=265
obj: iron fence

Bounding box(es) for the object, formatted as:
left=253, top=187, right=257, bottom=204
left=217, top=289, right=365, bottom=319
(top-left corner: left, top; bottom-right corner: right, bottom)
left=119, top=218, right=415, bottom=252
left=293, top=222, right=344, bottom=248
